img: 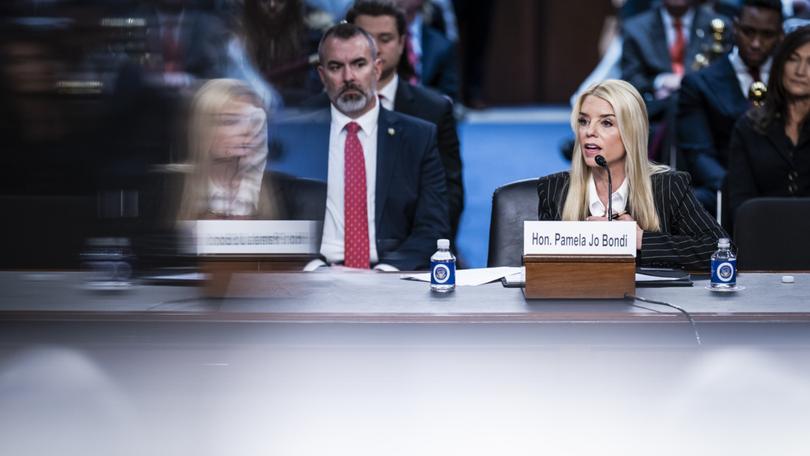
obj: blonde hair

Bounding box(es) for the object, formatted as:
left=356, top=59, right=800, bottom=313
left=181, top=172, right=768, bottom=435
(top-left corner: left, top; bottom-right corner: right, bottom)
left=177, top=79, right=276, bottom=220
left=561, top=79, right=668, bottom=232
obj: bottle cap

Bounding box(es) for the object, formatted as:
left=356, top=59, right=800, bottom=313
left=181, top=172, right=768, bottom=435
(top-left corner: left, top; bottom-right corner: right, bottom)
left=437, top=239, right=450, bottom=249
left=718, top=238, right=730, bottom=248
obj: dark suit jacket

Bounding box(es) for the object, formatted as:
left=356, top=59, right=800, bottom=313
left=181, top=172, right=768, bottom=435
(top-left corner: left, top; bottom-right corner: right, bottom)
left=420, top=24, right=460, bottom=101
left=728, top=115, right=810, bottom=218
left=677, top=54, right=749, bottom=208
left=140, top=7, right=229, bottom=79
left=537, top=170, right=727, bottom=270
left=621, top=5, right=730, bottom=100
left=303, top=89, right=462, bottom=238
left=283, top=105, right=450, bottom=270
left=394, top=81, right=463, bottom=238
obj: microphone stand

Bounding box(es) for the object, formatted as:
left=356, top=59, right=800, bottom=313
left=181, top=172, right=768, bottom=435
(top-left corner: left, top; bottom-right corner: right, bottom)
left=595, top=155, right=612, bottom=221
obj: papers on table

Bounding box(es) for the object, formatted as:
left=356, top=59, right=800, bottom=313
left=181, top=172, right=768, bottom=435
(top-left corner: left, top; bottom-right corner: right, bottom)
left=635, top=273, right=681, bottom=282
left=400, top=267, right=523, bottom=287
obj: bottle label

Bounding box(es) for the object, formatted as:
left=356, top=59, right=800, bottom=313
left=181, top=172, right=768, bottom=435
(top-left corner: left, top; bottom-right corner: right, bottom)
left=711, top=258, right=736, bottom=285
left=431, top=260, right=455, bottom=286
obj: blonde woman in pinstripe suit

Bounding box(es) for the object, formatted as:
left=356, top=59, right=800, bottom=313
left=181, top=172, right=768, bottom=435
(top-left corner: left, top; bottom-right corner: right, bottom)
left=537, top=79, right=727, bottom=270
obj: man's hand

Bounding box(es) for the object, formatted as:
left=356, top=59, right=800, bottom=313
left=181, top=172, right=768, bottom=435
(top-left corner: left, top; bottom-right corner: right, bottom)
left=654, top=72, right=683, bottom=99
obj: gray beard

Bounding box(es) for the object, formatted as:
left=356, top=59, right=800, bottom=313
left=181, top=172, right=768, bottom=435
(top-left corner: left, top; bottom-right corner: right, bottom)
left=335, top=92, right=370, bottom=115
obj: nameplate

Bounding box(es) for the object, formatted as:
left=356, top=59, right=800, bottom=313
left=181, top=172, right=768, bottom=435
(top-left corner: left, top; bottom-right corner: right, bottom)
left=184, top=220, right=322, bottom=255
left=524, top=221, right=636, bottom=257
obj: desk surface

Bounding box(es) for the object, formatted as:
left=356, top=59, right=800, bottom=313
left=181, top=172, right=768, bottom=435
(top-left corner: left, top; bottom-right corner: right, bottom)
left=2, top=271, right=810, bottom=455
left=1, top=271, right=808, bottom=323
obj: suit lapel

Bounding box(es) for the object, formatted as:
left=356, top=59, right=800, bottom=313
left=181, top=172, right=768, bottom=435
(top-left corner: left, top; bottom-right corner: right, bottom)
left=651, top=9, right=673, bottom=72
left=393, top=81, right=416, bottom=116
left=375, top=109, right=398, bottom=232
left=706, top=56, right=749, bottom=117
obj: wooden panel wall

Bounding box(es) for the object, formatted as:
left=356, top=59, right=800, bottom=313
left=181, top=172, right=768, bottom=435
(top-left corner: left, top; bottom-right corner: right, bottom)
left=483, top=0, right=615, bottom=104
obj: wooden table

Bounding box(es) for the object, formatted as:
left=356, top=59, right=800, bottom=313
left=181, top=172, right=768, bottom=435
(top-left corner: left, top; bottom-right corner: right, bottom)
left=1, top=271, right=808, bottom=455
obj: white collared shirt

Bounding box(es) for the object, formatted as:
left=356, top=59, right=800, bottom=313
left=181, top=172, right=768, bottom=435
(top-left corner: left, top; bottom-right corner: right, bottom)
left=320, top=100, right=380, bottom=264
left=728, top=46, right=772, bottom=96
left=660, top=7, right=694, bottom=50
left=377, top=74, right=398, bottom=111
left=588, top=174, right=630, bottom=218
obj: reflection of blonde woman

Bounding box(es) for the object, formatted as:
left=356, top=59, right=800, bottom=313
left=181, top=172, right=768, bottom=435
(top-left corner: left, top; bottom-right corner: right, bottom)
left=537, top=79, right=727, bottom=270
left=178, top=79, right=277, bottom=220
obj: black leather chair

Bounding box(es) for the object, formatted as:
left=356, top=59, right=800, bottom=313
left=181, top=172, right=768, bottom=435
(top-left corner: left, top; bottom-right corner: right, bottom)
left=733, top=197, right=810, bottom=270
left=269, top=171, right=327, bottom=220
left=487, top=178, right=540, bottom=267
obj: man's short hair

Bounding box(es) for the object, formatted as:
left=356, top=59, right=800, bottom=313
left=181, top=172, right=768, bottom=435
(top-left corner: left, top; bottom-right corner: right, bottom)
left=318, top=22, right=378, bottom=64
left=740, top=0, right=784, bottom=21
left=346, top=0, right=407, bottom=37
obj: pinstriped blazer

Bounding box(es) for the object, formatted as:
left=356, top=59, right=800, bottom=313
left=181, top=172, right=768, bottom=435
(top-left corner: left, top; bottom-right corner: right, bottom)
left=537, top=170, right=728, bottom=270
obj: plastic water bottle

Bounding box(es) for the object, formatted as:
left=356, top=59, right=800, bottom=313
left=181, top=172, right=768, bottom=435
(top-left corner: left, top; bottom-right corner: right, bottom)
left=710, top=237, right=736, bottom=289
left=81, top=237, right=134, bottom=290
left=430, top=239, right=456, bottom=293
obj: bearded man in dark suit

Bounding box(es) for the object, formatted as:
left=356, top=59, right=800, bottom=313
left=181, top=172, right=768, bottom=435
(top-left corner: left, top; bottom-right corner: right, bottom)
left=347, top=0, right=464, bottom=240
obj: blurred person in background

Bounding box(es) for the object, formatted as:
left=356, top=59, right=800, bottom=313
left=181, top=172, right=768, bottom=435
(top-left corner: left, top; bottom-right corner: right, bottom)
left=139, top=0, right=229, bottom=88
left=228, top=0, right=323, bottom=107
left=728, top=26, right=810, bottom=218
left=537, top=79, right=726, bottom=270
left=621, top=0, right=732, bottom=160
left=397, top=0, right=459, bottom=100
left=176, top=79, right=278, bottom=220
left=677, top=0, right=784, bottom=216
left=622, top=0, right=731, bottom=104
left=97, top=0, right=231, bottom=192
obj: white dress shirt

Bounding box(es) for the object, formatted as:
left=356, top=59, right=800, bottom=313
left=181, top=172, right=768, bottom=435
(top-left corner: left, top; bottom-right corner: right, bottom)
left=728, top=46, right=772, bottom=96
left=588, top=174, right=630, bottom=218
left=377, top=73, right=399, bottom=111
left=654, top=8, right=695, bottom=90
left=320, top=101, right=380, bottom=264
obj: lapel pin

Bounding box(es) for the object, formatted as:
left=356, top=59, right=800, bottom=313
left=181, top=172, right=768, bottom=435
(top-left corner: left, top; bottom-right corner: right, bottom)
left=388, top=128, right=395, bottom=136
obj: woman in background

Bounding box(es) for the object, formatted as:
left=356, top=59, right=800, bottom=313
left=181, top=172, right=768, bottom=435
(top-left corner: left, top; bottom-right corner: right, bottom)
left=177, top=78, right=277, bottom=220
left=728, top=26, right=810, bottom=218
left=537, top=79, right=726, bottom=270
left=226, top=0, right=322, bottom=108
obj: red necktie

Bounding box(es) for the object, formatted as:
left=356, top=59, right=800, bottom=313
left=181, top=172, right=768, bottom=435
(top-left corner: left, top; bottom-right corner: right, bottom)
left=670, top=17, right=685, bottom=76
left=162, top=18, right=182, bottom=72
left=343, top=122, right=370, bottom=269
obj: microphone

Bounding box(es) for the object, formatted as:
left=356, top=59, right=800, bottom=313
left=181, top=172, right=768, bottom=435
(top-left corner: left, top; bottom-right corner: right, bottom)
left=594, top=155, right=613, bottom=221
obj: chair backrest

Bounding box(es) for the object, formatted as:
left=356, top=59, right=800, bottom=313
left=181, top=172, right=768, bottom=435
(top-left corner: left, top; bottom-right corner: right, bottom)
left=733, top=197, right=810, bottom=270
left=487, top=178, right=539, bottom=267
left=269, top=171, right=327, bottom=221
